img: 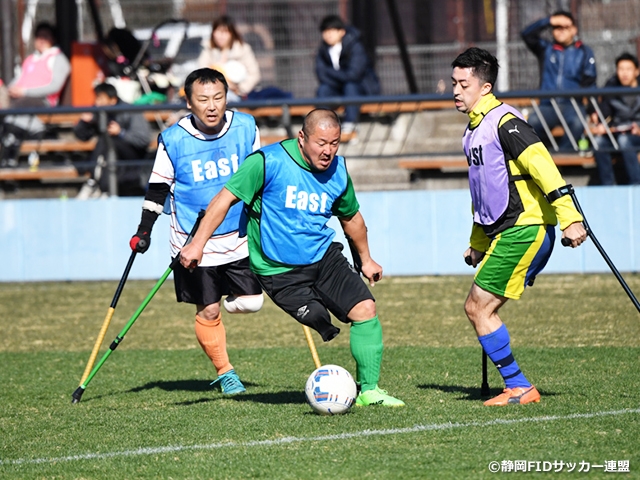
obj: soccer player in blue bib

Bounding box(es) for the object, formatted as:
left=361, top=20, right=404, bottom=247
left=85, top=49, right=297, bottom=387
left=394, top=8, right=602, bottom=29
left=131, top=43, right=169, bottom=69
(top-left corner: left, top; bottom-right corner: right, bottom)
left=129, top=68, right=264, bottom=395
left=179, top=109, right=404, bottom=407
left=452, top=48, right=588, bottom=406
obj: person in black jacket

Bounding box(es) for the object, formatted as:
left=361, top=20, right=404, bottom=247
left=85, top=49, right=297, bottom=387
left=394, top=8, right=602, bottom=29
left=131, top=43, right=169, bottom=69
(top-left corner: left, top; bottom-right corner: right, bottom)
left=74, top=82, right=151, bottom=198
left=590, top=52, right=640, bottom=185
left=315, top=15, right=380, bottom=133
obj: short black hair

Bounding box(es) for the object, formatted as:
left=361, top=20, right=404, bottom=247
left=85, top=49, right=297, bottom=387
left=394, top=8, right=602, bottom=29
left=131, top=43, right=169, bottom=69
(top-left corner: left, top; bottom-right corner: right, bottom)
left=184, top=68, right=229, bottom=100
left=551, top=10, right=575, bottom=25
left=451, top=47, right=499, bottom=88
left=93, top=83, right=118, bottom=99
left=34, top=22, right=57, bottom=42
left=319, top=15, right=345, bottom=32
left=616, top=52, right=639, bottom=68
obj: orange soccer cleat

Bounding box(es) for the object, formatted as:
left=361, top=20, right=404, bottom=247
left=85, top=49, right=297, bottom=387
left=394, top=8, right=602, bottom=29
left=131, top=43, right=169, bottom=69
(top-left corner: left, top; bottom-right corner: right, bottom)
left=483, top=386, right=541, bottom=406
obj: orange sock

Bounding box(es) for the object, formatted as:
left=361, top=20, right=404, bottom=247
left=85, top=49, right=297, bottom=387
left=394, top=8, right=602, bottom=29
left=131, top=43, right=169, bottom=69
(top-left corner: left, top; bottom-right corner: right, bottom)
left=195, top=313, right=233, bottom=376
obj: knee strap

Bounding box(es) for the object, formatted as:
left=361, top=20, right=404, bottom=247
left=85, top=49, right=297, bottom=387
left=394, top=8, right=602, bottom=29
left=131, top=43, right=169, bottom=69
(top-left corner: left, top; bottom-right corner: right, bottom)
left=223, top=294, right=264, bottom=314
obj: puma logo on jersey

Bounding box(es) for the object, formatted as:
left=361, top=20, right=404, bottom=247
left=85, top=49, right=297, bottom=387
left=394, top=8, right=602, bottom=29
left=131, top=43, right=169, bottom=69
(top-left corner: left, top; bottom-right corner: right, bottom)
left=192, top=154, right=239, bottom=182
left=285, top=186, right=330, bottom=213
left=508, top=125, right=520, bottom=134
left=297, top=305, right=309, bottom=319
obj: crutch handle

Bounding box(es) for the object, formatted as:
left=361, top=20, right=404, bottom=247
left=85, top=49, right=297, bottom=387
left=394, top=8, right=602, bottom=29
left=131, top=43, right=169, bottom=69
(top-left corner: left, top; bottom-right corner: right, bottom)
left=561, top=237, right=571, bottom=247
left=465, top=253, right=484, bottom=267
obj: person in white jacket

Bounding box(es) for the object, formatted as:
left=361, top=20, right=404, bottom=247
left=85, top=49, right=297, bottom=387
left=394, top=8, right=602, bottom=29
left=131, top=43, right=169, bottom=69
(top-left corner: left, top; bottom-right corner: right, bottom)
left=197, top=16, right=261, bottom=103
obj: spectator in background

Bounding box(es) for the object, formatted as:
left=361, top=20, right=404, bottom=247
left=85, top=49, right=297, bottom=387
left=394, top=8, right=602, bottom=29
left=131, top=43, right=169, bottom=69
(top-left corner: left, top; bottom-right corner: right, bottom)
left=197, top=16, right=261, bottom=103
left=1, top=22, right=70, bottom=168
left=315, top=15, right=380, bottom=134
left=521, top=11, right=597, bottom=151
left=590, top=53, right=640, bottom=185
left=0, top=79, right=9, bottom=109
left=74, top=82, right=151, bottom=198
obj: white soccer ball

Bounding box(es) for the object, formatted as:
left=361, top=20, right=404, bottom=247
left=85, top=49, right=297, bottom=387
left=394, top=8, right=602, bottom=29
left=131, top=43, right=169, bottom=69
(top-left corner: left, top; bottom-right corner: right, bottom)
left=305, top=364, right=357, bottom=415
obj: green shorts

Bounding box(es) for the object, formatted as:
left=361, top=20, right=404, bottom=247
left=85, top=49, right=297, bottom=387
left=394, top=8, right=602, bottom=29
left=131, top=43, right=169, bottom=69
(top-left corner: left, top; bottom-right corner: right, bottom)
left=475, top=224, right=555, bottom=300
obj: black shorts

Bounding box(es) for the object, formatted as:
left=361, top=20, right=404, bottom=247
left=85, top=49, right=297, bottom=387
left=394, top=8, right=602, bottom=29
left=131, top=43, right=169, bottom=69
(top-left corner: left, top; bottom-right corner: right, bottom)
left=256, top=242, right=375, bottom=324
left=173, top=256, right=262, bottom=306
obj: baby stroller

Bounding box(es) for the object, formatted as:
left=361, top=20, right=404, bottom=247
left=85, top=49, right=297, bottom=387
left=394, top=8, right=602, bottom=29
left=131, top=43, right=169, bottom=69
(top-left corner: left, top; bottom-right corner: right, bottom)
left=102, top=19, right=190, bottom=129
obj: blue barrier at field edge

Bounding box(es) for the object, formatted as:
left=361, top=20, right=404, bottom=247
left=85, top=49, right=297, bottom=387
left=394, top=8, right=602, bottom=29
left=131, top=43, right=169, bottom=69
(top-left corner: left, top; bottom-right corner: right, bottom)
left=0, top=186, right=638, bottom=282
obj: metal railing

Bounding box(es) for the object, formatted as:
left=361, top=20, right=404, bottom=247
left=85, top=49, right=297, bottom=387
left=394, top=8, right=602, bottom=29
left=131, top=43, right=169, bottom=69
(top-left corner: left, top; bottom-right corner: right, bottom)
left=1, top=85, right=639, bottom=196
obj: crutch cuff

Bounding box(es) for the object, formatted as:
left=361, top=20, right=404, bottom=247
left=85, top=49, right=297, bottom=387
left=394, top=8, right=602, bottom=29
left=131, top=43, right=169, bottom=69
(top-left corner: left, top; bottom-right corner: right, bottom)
left=545, top=184, right=574, bottom=203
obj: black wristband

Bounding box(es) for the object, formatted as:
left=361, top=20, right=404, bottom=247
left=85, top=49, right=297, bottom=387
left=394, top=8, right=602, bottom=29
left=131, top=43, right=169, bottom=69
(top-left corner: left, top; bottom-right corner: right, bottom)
left=137, top=209, right=159, bottom=233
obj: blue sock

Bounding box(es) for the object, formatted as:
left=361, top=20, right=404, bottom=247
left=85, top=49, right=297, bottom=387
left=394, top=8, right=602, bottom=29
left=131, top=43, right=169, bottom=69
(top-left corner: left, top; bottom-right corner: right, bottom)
left=478, top=324, right=531, bottom=389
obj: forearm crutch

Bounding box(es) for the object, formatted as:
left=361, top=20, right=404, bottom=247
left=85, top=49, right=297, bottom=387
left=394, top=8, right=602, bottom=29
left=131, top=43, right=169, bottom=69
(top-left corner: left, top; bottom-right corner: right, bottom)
left=463, top=256, right=491, bottom=397
left=303, top=326, right=322, bottom=369
left=554, top=184, right=640, bottom=314
left=72, top=211, right=205, bottom=404
left=77, top=249, right=140, bottom=386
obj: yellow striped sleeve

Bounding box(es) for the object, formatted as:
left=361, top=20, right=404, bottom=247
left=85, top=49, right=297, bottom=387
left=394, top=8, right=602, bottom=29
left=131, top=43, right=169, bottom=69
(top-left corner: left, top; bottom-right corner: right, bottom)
left=515, top=142, right=583, bottom=230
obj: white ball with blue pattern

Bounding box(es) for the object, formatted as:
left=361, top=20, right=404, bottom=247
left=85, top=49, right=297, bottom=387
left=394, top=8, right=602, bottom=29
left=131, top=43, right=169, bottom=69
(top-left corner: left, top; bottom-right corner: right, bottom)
left=305, top=364, right=357, bottom=415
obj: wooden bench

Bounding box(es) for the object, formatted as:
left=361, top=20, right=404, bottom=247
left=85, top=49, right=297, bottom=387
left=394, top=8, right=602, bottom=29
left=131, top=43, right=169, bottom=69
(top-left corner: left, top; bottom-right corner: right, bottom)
left=19, top=137, right=162, bottom=156
left=0, top=165, right=87, bottom=182
left=398, top=153, right=596, bottom=171
left=35, top=110, right=175, bottom=126
left=20, top=138, right=97, bottom=154
left=22, top=101, right=418, bottom=158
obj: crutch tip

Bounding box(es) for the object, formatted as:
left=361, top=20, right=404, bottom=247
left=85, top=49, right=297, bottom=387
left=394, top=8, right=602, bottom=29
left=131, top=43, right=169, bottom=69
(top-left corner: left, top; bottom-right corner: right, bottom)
left=71, top=386, right=85, bottom=404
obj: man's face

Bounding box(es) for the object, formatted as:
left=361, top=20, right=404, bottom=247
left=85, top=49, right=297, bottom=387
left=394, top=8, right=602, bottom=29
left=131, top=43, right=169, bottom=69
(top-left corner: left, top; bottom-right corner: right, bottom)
left=94, top=92, right=117, bottom=107
left=552, top=19, right=577, bottom=47
left=322, top=28, right=345, bottom=47
left=186, top=80, right=227, bottom=134
left=298, top=123, right=341, bottom=171
left=616, top=59, right=639, bottom=87
left=451, top=67, right=490, bottom=114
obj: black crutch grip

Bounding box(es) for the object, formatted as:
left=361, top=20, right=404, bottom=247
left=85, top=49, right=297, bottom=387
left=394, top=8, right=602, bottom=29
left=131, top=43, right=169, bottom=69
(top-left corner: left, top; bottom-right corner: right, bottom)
left=561, top=237, right=571, bottom=247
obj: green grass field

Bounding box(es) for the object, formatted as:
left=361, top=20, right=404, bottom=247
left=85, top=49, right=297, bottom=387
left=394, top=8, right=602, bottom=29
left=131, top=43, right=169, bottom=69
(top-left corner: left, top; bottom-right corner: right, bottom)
left=1, top=273, right=639, bottom=479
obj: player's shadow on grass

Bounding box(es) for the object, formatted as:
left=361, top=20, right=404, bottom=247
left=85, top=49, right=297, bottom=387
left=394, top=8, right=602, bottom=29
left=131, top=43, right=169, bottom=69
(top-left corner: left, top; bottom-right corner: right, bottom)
left=418, top=383, right=557, bottom=401
left=126, top=379, right=259, bottom=394
left=127, top=380, right=305, bottom=406
left=175, top=390, right=306, bottom=406
left=418, top=383, right=486, bottom=401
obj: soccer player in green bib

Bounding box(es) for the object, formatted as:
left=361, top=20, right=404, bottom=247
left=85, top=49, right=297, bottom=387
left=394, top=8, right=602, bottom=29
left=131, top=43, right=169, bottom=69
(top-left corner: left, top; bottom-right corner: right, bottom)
left=179, top=108, right=404, bottom=407
left=452, top=47, right=588, bottom=406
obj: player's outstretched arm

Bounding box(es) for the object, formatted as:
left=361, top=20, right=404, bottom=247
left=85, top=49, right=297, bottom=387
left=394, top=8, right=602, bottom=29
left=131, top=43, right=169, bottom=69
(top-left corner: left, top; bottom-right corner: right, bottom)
left=340, top=211, right=382, bottom=286
left=179, top=188, right=240, bottom=268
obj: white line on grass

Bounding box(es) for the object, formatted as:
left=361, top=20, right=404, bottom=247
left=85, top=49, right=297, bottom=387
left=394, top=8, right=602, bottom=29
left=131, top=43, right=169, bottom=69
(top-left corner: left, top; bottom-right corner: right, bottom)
left=2, top=408, right=639, bottom=466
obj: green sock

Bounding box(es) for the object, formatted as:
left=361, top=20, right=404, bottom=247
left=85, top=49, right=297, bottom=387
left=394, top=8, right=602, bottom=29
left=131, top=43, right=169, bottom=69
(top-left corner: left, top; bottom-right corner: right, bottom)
left=350, top=316, right=383, bottom=392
